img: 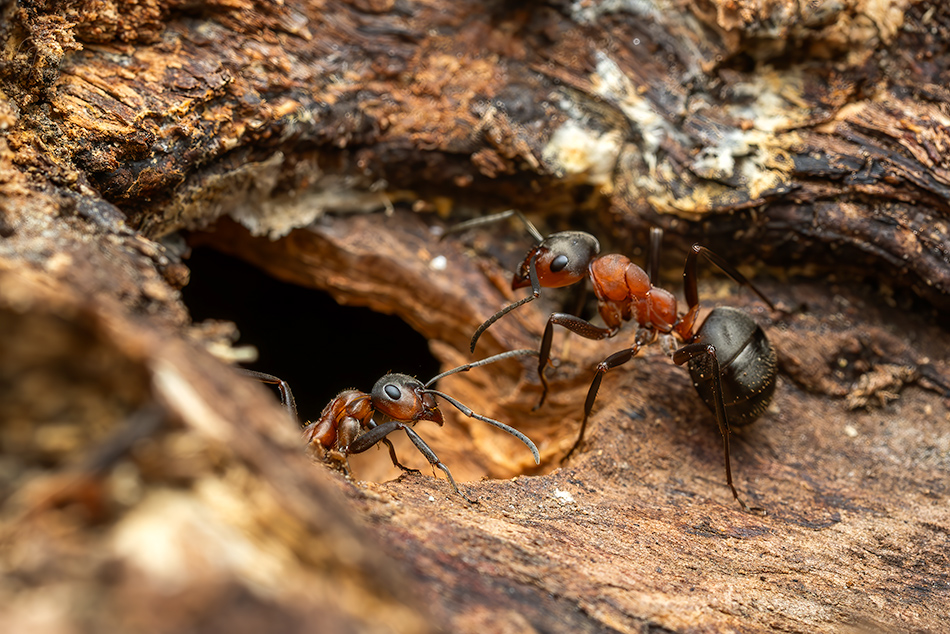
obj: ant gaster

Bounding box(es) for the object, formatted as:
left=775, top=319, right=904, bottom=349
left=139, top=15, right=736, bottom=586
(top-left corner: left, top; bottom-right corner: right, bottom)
left=446, top=210, right=777, bottom=509
left=243, top=349, right=541, bottom=502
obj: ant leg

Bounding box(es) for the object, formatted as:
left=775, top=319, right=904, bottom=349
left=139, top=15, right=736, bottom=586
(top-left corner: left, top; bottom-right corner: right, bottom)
left=349, top=420, right=401, bottom=453
left=683, top=245, right=775, bottom=313
left=380, top=437, right=421, bottom=474
left=441, top=209, right=544, bottom=244
left=646, top=227, right=664, bottom=285
left=349, top=422, right=474, bottom=502
left=401, top=426, right=474, bottom=503
left=470, top=251, right=541, bottom=352
left=348, top=420, right=406, bottom=478
left=241, top=369, right=298, bottom=420
left=362, top=418, right=421, bottom=474
left=672, top=342, right=748, bottom=510
left=536, top=313, right=616, bottom=410
left=566, top=282, right=589, bottom=319
left=423, top=389, right=540, bottom=464
left=562, top=344, right=641, bottom=462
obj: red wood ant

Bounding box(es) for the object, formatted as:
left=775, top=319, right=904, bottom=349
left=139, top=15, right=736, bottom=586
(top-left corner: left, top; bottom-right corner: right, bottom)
left=243, top=349, right=541, bottom=502
left=446, top=210, right=777, bottom=509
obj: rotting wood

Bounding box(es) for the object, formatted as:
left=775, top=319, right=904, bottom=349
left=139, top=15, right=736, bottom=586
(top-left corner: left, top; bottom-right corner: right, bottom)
left=2, top=1, right=950, bottom=632
left=199, top=209, right=950, bottom=633
left=2, top=1, right=949, bottom=306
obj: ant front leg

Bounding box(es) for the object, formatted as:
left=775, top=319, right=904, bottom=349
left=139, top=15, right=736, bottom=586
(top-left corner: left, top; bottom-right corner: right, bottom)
left=335, top=417, right=418, bottom=475
left=400, top=425, right=475, bottom=503
left=672, top=342, right=748, bottom=510
left=536, top=313, right=616, bottom=410
left=350, top=421, right=474, bottom=503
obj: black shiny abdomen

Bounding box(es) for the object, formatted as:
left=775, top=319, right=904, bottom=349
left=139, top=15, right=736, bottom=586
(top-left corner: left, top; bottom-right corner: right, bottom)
left=687, top=307, right=776, bottom=426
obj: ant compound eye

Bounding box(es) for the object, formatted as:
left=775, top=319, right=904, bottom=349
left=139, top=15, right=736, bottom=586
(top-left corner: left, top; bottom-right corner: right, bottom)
left=384, top=384, right=401, bottom=400
left=372, top=374, right=421, bottom=416
left=550, top=254, right=569, bottom=273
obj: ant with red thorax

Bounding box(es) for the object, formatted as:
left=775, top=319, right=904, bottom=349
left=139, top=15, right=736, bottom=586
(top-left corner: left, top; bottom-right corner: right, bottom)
left=244, top=349, right=540, bottom=502
left=446, top=210, right=778, bottom=509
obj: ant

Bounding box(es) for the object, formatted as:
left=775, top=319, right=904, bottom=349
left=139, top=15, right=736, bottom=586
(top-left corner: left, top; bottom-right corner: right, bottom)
left=243, top=349, right=541, bottom=502
left=445, top=210, right=778, bottom=509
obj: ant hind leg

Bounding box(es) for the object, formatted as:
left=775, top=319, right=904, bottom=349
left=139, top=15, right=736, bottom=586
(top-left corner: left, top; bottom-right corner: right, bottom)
left=672, top=342, right=750, bottom=510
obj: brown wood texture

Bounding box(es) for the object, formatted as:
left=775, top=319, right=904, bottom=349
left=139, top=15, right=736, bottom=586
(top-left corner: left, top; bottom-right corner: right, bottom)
left=2, top=0, right=950, bottom=632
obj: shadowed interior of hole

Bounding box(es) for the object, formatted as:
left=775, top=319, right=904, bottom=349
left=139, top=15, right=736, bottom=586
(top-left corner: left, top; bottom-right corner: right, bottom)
left=180, top=245, right=442, bottom=436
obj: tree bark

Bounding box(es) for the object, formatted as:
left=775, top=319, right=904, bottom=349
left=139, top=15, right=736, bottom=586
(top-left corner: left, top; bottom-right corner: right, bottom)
left=2, top=1, right=950, bottom=633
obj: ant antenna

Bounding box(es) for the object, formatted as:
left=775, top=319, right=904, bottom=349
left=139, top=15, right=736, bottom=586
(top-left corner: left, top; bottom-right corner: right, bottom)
left=424, top=349, right=540, bottom=464
left=468, top=251, right=541, bottom=352
left=440, top=209, right=545, bottom=244
left=424, top=348, right=539, bottom=385
left=421, top=389, right=539, bottom=464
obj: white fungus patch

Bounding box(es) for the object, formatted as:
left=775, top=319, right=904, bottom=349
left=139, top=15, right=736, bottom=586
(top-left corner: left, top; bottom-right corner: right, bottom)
left=429, top=255, right=447, bottom=271
left=230, top=174, right=392, bottom=239
left=553, top=488, right=575, bottom=504
left=589, top=52, right=690, bottom=176
left=542, top=120, right=623, bottom=186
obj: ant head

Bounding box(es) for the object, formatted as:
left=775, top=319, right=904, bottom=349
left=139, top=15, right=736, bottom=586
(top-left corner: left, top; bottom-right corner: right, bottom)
left=371, top=373, right=443, bottom=425
left=512, top=231, right=600, bottom=290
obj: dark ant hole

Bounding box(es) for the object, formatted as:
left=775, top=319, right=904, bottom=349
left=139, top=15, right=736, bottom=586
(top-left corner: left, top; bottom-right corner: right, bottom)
left=181, top=246, right=440, bottom=420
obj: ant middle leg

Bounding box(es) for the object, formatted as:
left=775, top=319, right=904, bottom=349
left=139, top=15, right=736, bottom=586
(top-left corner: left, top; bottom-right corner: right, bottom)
left=380, top=437, right=422, bottom=475
left=562, top=343, right=642, bottom=462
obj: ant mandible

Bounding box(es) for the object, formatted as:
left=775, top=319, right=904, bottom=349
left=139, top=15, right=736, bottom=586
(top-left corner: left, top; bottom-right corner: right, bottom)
left=446, top=210, right=778, bottom=509
left=243, top=349, right=541, bottom=502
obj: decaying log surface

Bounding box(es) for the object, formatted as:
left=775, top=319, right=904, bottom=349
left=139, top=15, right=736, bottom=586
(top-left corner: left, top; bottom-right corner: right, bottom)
left=198, top=209, right=950, bottom=633
left=2, top=0, right=950, bottom=632
left=3, top=0, right=949, bottom=303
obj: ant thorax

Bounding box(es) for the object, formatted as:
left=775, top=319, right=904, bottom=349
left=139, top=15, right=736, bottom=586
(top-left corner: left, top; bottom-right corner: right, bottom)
left=589, top=255, right=679, bottom=333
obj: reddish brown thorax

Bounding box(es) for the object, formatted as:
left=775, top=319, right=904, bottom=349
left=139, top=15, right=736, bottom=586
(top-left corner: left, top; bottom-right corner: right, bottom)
left=304, top=389, right=372, bottom=449
left=588, top=255, right=681, bottom=335
left=302, top=376, right=445, bottom=454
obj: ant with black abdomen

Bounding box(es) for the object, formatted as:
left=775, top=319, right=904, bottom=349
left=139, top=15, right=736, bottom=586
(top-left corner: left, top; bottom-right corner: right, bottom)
left=446, top=210, right=779, bottom=509
left=243, top=349, right=541, bottom=503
